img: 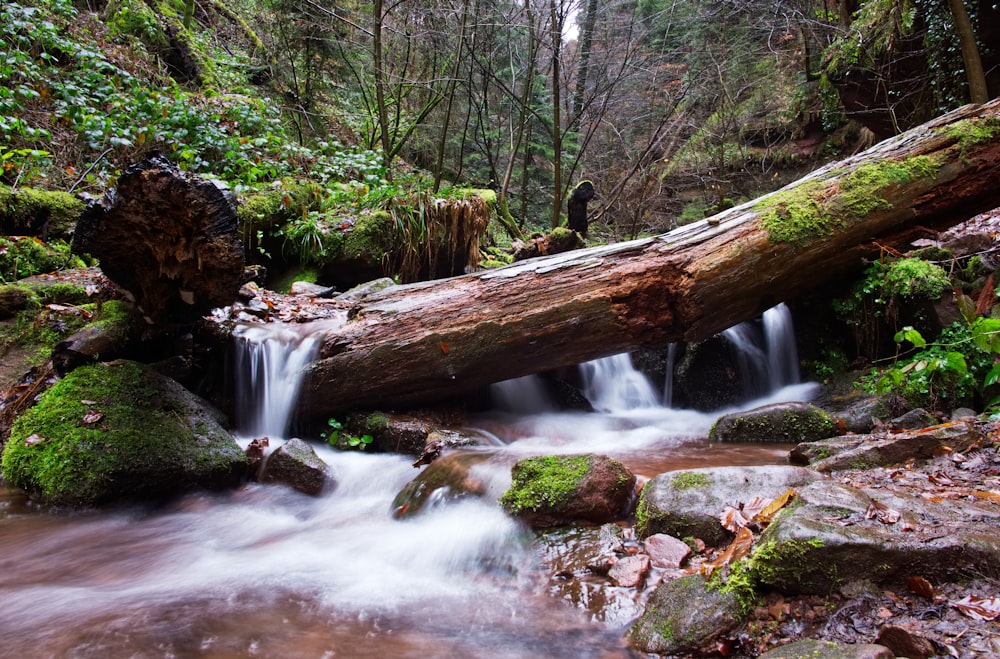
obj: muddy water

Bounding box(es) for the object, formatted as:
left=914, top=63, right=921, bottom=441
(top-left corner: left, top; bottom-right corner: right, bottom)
left=0, top=389, right=804, bottom=658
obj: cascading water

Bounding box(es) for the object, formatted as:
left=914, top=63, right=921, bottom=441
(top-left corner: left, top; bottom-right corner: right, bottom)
left=663, top=343, right=679, bottom=407
left=490, top=374, right=556, bottom=414
left=232, top=323, right=322, bottom=439
left=764, top=302, right=800, bottom=389
left=722, top=302, right=800, bottom=399
left=579, top=353, right=660, bottom=413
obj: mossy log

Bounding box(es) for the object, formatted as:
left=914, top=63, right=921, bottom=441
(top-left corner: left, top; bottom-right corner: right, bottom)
left=289, top=100, right=1000, bottom=418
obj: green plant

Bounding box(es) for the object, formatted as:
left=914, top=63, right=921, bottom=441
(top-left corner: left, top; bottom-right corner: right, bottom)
left=321, top=418, right=373, bottom=450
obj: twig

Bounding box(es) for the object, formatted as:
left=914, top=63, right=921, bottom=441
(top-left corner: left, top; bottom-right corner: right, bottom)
left=69, top=148, right=113, bottom=193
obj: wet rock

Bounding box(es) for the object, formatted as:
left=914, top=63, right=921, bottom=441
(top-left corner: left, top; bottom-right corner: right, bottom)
left=876, top=624, right=935, bottom=659
left=644, top=533, right=692, bottom=568
left=674, top=335, right=746, bottom=411
left=745, top=479, right=1000, bottom=595
left=794, top=419, right=983, bottom=472
left=0, top=360, right=247, bottom=506
left=832, top=395, right=901, bottom=434
left=710, top=402, right=835, bottom=443
left=0, top=285, right=29, bottom=319
left=260, top=438, right=333, bottom=496
left=628, top=574, right=743, bottom=654
left=499, top=454, right=636, bottom=528
left=757, top=639, right=894, bottom=659
left=345, top=413, right=476, bottom=456
left=635, top=466, right=820, bottom=544
left=890, top=407, right=937, bottom=430
left=288, top=281, right=336, bottom=297
left=609, top=554, right=650, bottom=588
left=392, top=451, right=502, bottom=518
left=537, top=523, right=626, bottom=579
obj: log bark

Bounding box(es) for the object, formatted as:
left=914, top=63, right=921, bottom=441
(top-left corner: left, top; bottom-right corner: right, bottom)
left=291, top=99, right=1000, bottom=419
left=73, top=153, right=244, bottom=327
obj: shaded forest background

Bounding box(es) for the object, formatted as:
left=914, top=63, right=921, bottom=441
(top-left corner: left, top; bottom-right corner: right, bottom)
left=1, top=0, right=998, bottom=285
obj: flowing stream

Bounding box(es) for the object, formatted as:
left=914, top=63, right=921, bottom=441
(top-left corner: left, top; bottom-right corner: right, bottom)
left=0, top=306, right=811, bottom=657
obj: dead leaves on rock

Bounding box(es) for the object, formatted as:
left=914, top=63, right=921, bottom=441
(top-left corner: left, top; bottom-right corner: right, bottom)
left=907, top=574, right=1000, bottom=622
left=703, top=488, right=796, bottom=578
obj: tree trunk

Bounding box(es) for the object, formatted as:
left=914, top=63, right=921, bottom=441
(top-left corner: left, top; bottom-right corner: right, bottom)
left=73, top=154, right=244, bottom=327
left=947, top=0, right=990, bottom=104
left=294, top=99, right=1000, bottom=419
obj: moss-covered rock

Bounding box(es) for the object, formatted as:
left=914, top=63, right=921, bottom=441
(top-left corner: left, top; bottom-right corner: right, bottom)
left=756, top=638, right=894, bottom=659
left=1, top=360, right=247, bottom=506
left=0, top=185, right=85, bottom=241
left=499, top=453, right=635, bottom=527
left=627, top=574, right=743, bottom=655
left=635, top=466, right=820, bottom=543
left=709, top=402, right=835, bottom=443
left=392, top=451, right=498, bottom=518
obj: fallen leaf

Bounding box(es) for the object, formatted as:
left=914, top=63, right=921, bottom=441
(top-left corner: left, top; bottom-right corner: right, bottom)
left=82, top=410, right=104, bottom=424
left=720, top=506, right=750, bottom=532
left=928, top=471, right=955, bottom=486
left=865, top=499, right=901, bottom=524
left=741, top=496, right=769, bottom=520
left=754, top=488, right=795, bottom=524
left=907, top=575, right=936, bottom=600
left=951, top=595, right=1000, bottom=621
left=80, top=400, right=97, bottom=405
left=24, top=433, right=46, bottom=445
left=933, top=445, right=954, bottom=457
left=439, top=341, right=450, bottom=354
left=971, top=490, right=1000, bottom=504
left=701, top=526, right=754, bottom=579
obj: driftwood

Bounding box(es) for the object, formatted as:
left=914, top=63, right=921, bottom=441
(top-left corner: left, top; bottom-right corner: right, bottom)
left=73, top=153, right=244, bottom=327
left=296, top=99, right=1000, bottom=420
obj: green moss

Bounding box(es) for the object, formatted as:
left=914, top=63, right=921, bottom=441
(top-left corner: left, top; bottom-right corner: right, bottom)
left=757, top=156, right=940, bottom=245
left=342, top=210, right=396, bottom=261
left=881, top=257, right=950, bottom=299
left=670, top=471, right=711, bottom=490
left=1, top=360, right=243, bottom=506
left=0, top=237, right=87, bottom=283
left=365, top=412, right=389, bottom=432
left=939, top=116, right=1000, bottom=153
left=0, top=186, right=85, bottom=240
left=714, top=537, right=827, bottom=614
left=499, top=455, right=591, bottom=514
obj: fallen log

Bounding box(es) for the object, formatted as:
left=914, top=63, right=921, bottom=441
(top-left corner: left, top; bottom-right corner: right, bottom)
left=293, top=100, right=1000, bottom=419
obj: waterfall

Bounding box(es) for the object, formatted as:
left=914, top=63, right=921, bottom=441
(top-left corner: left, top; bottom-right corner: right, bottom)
left=663, top=343, right=679, bottom=408
left=579, top=353, right=660, bottom=413
left=764, top=302, right=800, bottom=389
left=233, top=324, right=322, bottom=439
left=723, top=302, right=800, bottom=399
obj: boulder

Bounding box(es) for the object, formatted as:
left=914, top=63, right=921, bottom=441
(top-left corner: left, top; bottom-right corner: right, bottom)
left=791, top=419, right=983, bottom=472
left=709, top=402, right=835, bottom=443
left=259, top=438, right=334, bottom=496
left=391, top=451, right=501, bottom=518
left=0, top=360, right=247, bottom=506
left=635, top=466, right=821, bottom=544
left=499, top=454, right=636, bottom=527
left=645, top=533, right=693, bottom=568
left=627, top=574, right=743, bottom=655
left=742, top=479, right=1000, bottom=595
left=608, top=554, right=650, bottom=588
left=756, top=639, right=894, bottom=659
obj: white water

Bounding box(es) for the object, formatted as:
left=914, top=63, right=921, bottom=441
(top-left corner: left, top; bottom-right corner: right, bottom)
left=233, top=323, right=323, bottom=439
left=721, top=302, right=800, bottom=400
left=0, top=304, right=813, bottom=656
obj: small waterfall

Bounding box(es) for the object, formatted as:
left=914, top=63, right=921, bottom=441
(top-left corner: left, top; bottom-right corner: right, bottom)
left=233, top=324, right=322, bottom=439
left=722, top=303, right=800, bottom=399
left=764, top=302, right=800, bottom=389
left=579, top=353, right=660, bottom=413
left=663, top=343, right=679, bottom=408
left=490, top=375, right=556, bottom=414
left=722, top=322, right=770, bottom=398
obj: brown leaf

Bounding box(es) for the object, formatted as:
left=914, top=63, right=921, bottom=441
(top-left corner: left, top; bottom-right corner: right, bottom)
left=972, top=490, right=1000, bottom=504
left=701, top=527, right=754, bottom=579
left=24, top=433, right=46, bottom=446
left=754, top=488, right=795, bottom=524
left=439, top=341, right=450, bottom=354
left=741, top=496, right=769, bottom=520
left=720, top=506, right=750, bottom=532
left=952, top=595, right=1000, bottom=621
left=82, top=410, right=104, bottom=424
left=928, top=471, right=955, bottom=486
left=865, top=499, right=901, bottom=524
left=907, top=575, right=936, bottom=600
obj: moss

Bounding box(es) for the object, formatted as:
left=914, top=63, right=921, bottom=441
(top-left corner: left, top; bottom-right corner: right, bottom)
left=714, top=537, right=827, bottom=614
left=1, top=360, right=243, bottom=506
left=882, top=257, right=950, bottom=299
left=939, top=116, right=1000, bottom=153
left=342, top=211, right=395, bottom=261
left=0, top=186, right=85, bottom=240
left=0, top=237, right=87, bottom=283
left=757, top=156, right=940, bottom=245
left=670, top=471, right=711, bottom=490
left=365, top=412, right=389, bottom=432
left=499, top=455, right=591, bottom=514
